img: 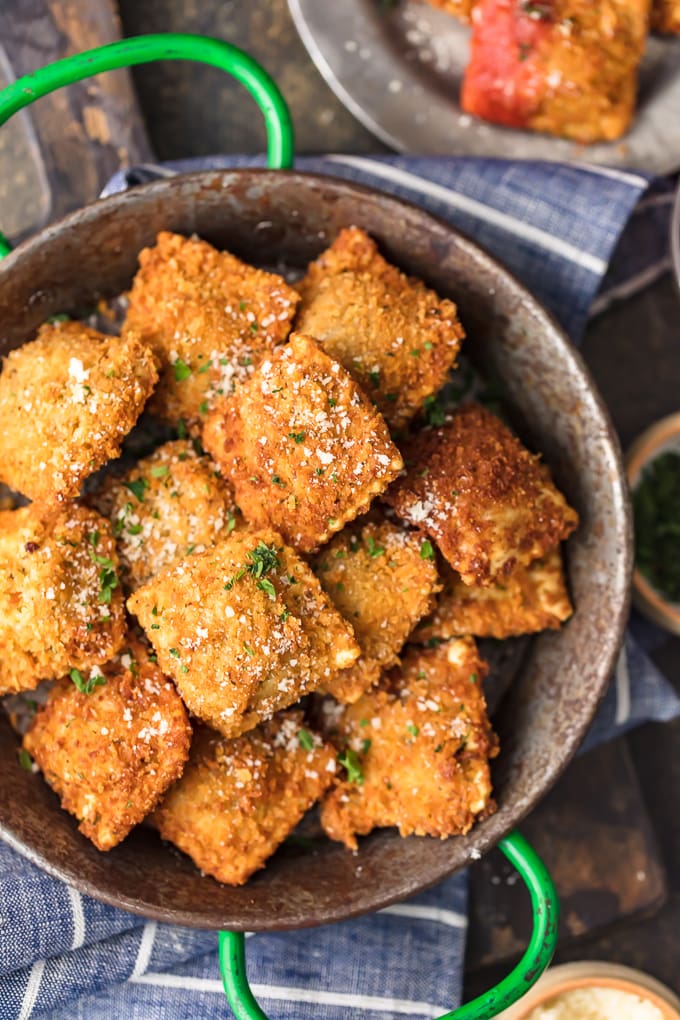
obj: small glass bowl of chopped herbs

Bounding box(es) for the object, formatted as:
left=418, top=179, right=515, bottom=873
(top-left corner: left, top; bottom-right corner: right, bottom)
left=626, top=412, right=680, bottom=635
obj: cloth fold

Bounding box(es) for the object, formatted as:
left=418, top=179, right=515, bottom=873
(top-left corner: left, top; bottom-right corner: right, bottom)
left=2, top=155, right=679, bottom=1020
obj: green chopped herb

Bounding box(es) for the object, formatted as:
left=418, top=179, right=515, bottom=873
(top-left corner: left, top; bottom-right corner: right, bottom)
left=417, top=670, right=426, bottom=679
left=127, top=523, right=143, bottom=536
left=169, top=648, right=180, bottom=658
left=420, top=539, right=435, bottom=560
left=365, top=535, right=385, bottom=559
left=633, top=450, right=680, bottom=602
left=423, top=395, right=445, bottom=427
left=289, top=431, right=306, bottom=444
left=257, top=577, right=276, bottom=600
left=249, top=322, right=258, bottom=334
left=298, top=729, right=315, bottom=751
left=152, top=605, right=159, bottom=616
left=328, top=398, right=337, bottom=408
left=243, top=642, right=255, bottom=658
left=151, top=623, right=160, bottom=630
left=315, top=468, right=325, bottom=476
left=368, top=369, right=380, bottom=388
left=470, top=672, right=477, bottom=683
left=226, top=511, right=237, bottom=535
left=18, top=749, right=34, bottom=771
left=426, top=636, right=444, bottom=648
left=361, top=738, right=372, bottom=754
left=70, top=667, right=106, bottom=695
left=328, top=517, right=337, bottom=527
left=272, top=474, right=286, bottom=487
left=407, top=724, right=419, bottom=737
left=423, top=341, right=433, bottom=350
left=125, top=477, right=149, bottom=503
left=239, top=300, right=248, bottom=311
left=177, top=420, right=188, bottom=439
left=173, top=358, right=192, bottom=382
left=338, top=748, right=363, bottom=785
left=331, top=472, right=338, bottom=483
left=246, top=541, right=280, bottom=579
left=186, top=544, right=196, bottom=555
left=410, top=348, right=421, bottom=358
left=434, top=744, right=443, bottom=753
left=359, top=718, right=369, bottom=727
left=150, top=464, right=169, bottom=478
left=241, top=356, right=253, bottom=366
left=199, top=400, right=209, bottom=415
left=105, top=369, right=116, bottom=378
left=279, top=608, right=291, bottom=622
left=197, top=361, right=211, bottom=374
left=385, top=392, right=397, bottom=402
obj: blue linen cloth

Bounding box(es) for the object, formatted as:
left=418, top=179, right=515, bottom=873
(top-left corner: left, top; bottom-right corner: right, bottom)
left=2, top=156, right=679, bottom=1020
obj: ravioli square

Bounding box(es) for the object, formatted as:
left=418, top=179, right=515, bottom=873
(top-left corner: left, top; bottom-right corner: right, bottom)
left=152, top=712, right=336, bottom=885
left=413, top=547, right=573, bottom=643
left=0, top=504, right=126, bottom=695
left=94, top=439, right=241, bottom=592
left=385, top=402, right=578, bottom=586
left=312, top=516, right=441, bottom=702
left=296, top=227, right=465, bottom=431
left=320, top=638, right=498, bottom=850
left=127, top=528, right=360, bottom=738
left=23, top=641, right=191, bottom=851
left=203, top=333, right=403, bottom=553
left=0, top=322, right=158, bottom=505
left=123, top=231, right=299, bottom=427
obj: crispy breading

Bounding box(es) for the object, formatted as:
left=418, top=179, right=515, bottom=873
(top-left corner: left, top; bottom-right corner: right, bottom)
left=203, top=333, right=403, bottom=553
left=385, top=402, right=578, bottom=586
left=295, top=228, right=465, bottom=431
left=0, top=322, right=158, bottom=505
left=127, top=528, right=360, bottom=738
left=320, top=638, right=498, bottom=850
left=413, top=547, right=572, bottom=642
left=420, top=0, right=475, bottom=19
left=123, top=231, right=299, bottom=427
left=312, top=517, right=441, bottom=702
left=23, top=641, right=191, bottom=851
left=152, top=712, right=335, bottom=885
left=652, top=0, right=680, bottom=32
left=93, top=440, right=242, bottom=592
left=0, top=504, right=126, bottom=696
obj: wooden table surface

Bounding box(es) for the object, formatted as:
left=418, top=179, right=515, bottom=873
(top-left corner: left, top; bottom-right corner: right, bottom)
left=0, top=0, right=678, bottom=1001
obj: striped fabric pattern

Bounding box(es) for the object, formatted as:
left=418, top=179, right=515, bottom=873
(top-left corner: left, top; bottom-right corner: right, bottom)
left=1, top=156, right=678, bottom=1020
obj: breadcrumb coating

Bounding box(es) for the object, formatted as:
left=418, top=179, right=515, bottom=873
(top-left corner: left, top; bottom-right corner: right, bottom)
left=313, top=517, right=441, bottom=702
left=93, top=440, right=242, bottom=592
left=0, top=504, right=126, bottom=695
left=413, top=546, right=572, bottom=642
left=123, top=231, right=299, bottom=427
left=128, top=528, right=360, bottom=738
left=23, top=641, right=191, bottom=851
left=152, top=712, right=335, bottom=885
left=296, top=228, right=465, bottom=431
left=652, top=0, right=680, bottom=32
left=385, top=402, right=578, bottom=586
left=203, top=333, right=403, bottom=553
left=320, top=638, right=498, bottom=850
left=0, top=322, right=158, bottom=505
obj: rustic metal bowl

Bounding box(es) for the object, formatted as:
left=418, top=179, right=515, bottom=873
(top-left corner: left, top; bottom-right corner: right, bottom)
left=0, top=170, right=631, bottom=931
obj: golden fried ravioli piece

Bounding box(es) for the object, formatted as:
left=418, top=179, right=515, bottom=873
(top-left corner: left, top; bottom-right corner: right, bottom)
left=421, top=0, right=475, bottom=19
left=94, top=440, right=241, bottom=592
left=0, top=504, right=126, bottom=695
left=296, top=228, right=465, bottom=431
left=123, top=231, right=299, bottom=427
left=203, top=333, right=403, bottom=553
left=313, top=517, right=441, bottom=702
left=320, top=639, right=498, bottom=850
left=385, top=403, right=578, bottom=586
left=152, top=712, right=335, bottom=885
left=652, top=0, right=680, bottom=32
left=128, top=528, right=360, bottom=738
left=0, top=322, right=158, bottom=505
left=414, top=547, right=572, bottom=642
left=23, top=642, right=191, bottom=851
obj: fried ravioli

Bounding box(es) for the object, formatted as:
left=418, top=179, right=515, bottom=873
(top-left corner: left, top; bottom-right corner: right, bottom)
left=23, top=642, right=191, bottom=851
left=123, top=231, right=299, bottom=427
left=295, top=228, right=465, bottom=431
left=312, top=517, right=441, bottom=702
left=413, top=547, right=573, bottom=642
left=203, top=333, right=403, bottom=553
left=0, top=504, right=126, bottom=695
left=385, top=402, right=578, bottom=586
left=127, top=528, right=360, bottom=738
left=652, top=0, right=680, bottom=32
left=0, top=322, right=158, bottom=505
left=320, top=639, right=498, bottom=850
left=152, top=712, right=335, bottom=885
left=94, top=440, right=241, bottom=592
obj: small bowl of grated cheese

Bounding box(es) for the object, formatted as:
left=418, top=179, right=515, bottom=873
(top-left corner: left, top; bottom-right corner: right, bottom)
left=497, top=962, right=680, bottom=1020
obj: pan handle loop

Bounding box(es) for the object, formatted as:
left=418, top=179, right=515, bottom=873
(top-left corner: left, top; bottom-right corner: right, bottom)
left=0, top=33, right=294, bottom=257
left=218, top=831, right=559, bottom=1020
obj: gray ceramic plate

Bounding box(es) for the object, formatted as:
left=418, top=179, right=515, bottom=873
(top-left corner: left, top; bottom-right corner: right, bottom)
left=0, top=170, right=631, bottom=929
left=289, top=0, right=680, bottom=174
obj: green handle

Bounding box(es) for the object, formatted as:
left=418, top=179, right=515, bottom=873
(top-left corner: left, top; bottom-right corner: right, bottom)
left=219, top=831, right=559, bottom=1020
left=0, top=32, right=294, bottom=257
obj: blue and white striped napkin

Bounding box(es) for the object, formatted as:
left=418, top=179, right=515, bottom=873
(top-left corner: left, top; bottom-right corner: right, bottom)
left=2, top=156, right=678, bottom=1020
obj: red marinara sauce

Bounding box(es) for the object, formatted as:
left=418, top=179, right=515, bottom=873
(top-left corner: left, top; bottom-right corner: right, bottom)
left=461, top=0, right=555, bottom=129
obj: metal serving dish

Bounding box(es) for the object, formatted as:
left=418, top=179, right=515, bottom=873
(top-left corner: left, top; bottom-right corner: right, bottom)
left=0, top=169, right=631, bottom=931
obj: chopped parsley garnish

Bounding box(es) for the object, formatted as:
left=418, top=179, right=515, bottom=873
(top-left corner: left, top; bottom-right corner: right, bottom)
left=246, top=541, right=280, bottom=579
left=239, top=300, right=248, bottom=311
left=279, top=608, right=291, bottom=622
left=88, top=542, right=119, bottom=604
left=18, top=749, right=34, bottom=771
left=420, top=539, right=435, bottom=560
left=127, top=523, right=143, bottom=535
left=70, top=667, right=106, bottom=695
left=385, top=393, right=397, bottom=402
left=257, top=577, right=276, bottom=600
left=368, top=369, right=380, bottom=388
left=315, top=468, right=325, bottom=476
left=243, top=642, right=255, bottom=657
left=361, top=738, right=372, bottom=754
left=410, top=348, right=420, bottom=358
left=272, top=474, right=286, bottom=487
left=633, top=450, right=680, bottom=601
left=423, top=341, right=433, bottom=350
left=197, top=360, right=211, bottom=374
left=150, top=464, right=169, bottom=478
left=298, top=729, right=315, bottom=751
left=125, top=477, right=149, bottom=502
left=365, top=535, right=385, bottom=559
left=328, top=397, right=337, bottom=408
left=177, top=420, right=188, bottom=439
left=426, top=637, right=444, bottom=648
left=169, top=648, right=180, bottom=658
left=470, top=672, right=478, bottom=683
left=423, top=395, right=445, bottom=427
left=173, top=357, right=192, bottom=382
left=338, top=748, right=363, bottom=785
left=289, top=431, right=306, bottom=444
left=249, top=322, right=258, bottom=334
left=199, top=400, right=209, bottom=415
left=226, top=511, right=237, bottom=535
left=407, top=724, right=420, bottom=737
